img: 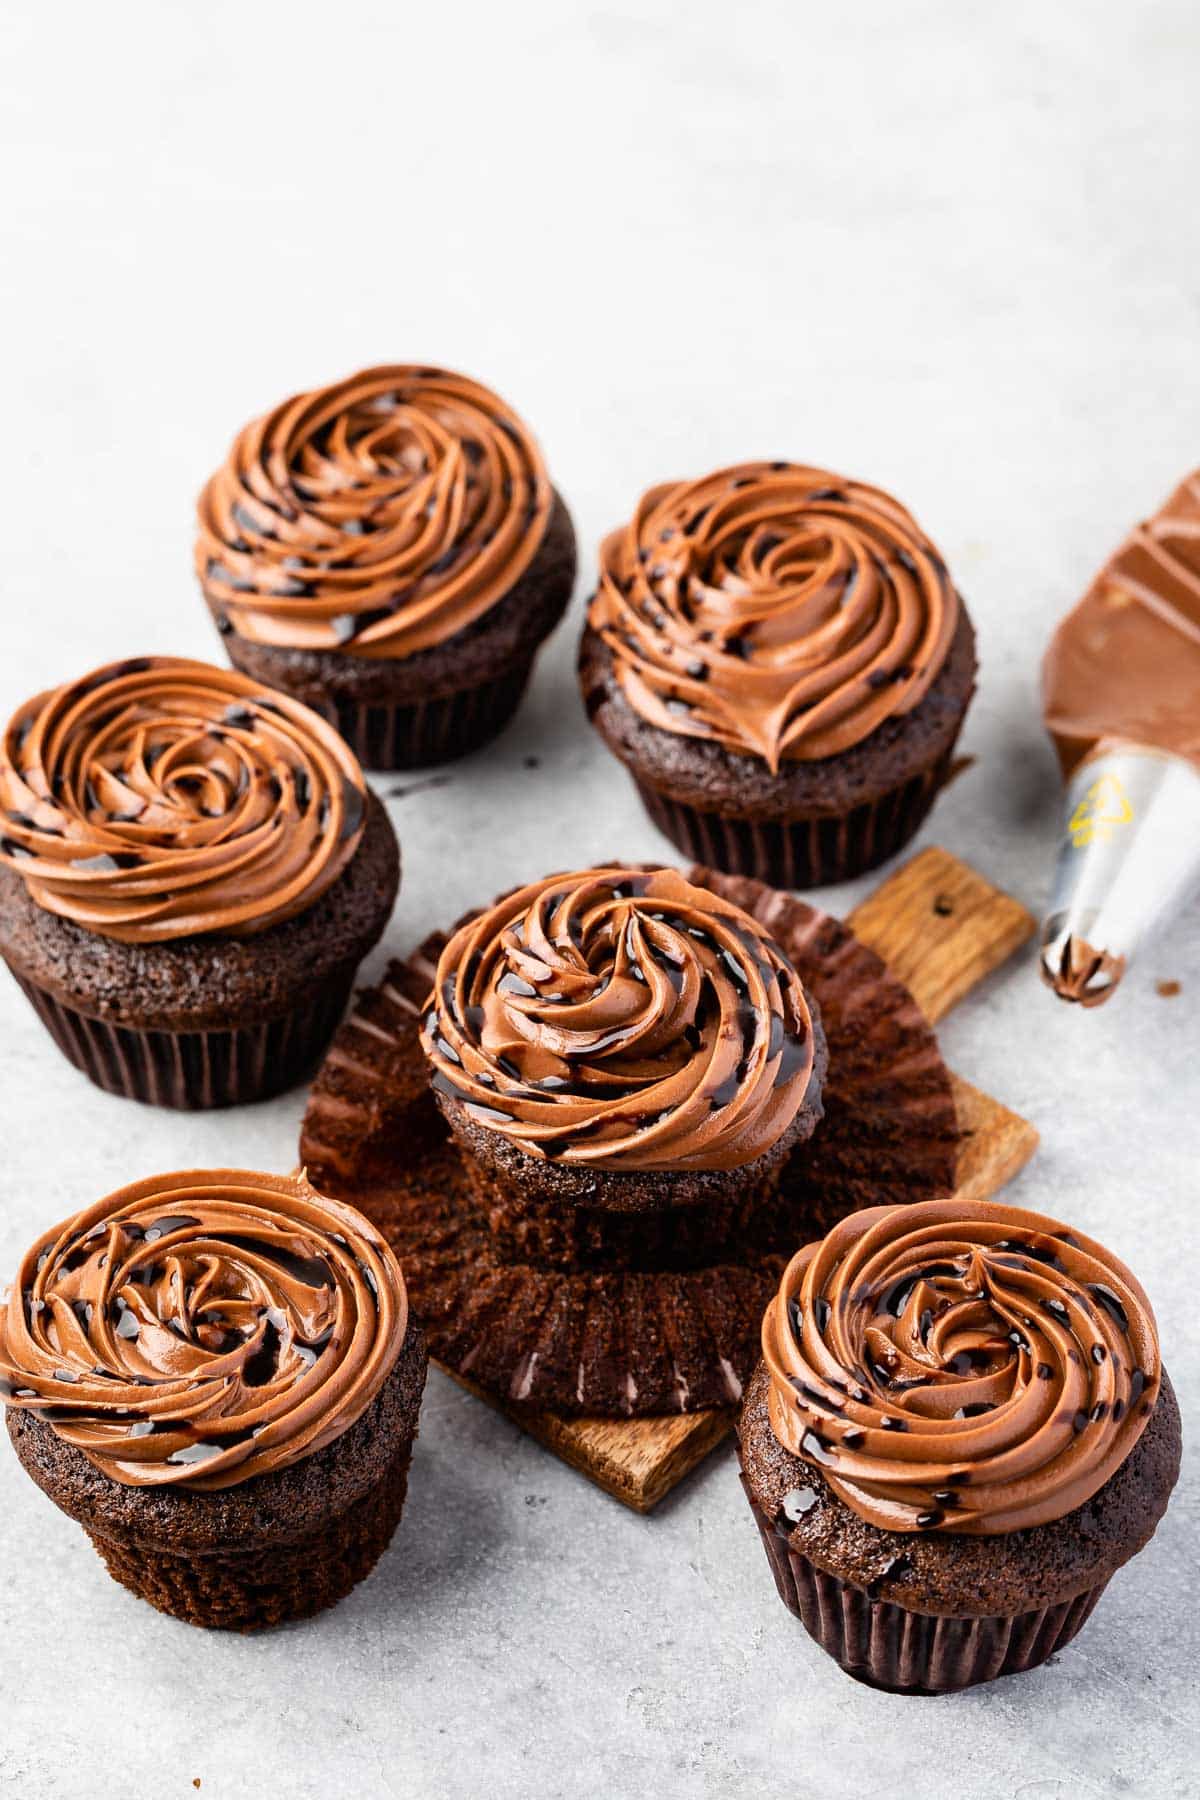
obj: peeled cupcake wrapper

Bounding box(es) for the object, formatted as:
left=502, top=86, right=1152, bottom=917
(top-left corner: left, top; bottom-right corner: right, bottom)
left=300, top=868, right=961, bottom=1417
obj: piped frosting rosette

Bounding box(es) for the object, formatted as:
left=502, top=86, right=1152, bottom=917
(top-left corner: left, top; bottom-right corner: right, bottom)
left=763, top=1198, right=1161, bottom=1535
left=0, top=1170, right=407, bottom=1490
left=420, top=865, right=821, bottom=1172
left=196, top=364, right=553, bottom=658
left=589, top=462, right=960, bottom=771
left=0, top=657, right=367, bottom=942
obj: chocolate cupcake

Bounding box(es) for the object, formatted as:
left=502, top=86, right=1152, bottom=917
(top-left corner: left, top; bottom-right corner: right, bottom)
left=0, top=657, right=399, bottom=1107
left=580, top=463, right=977, bottom=888
left=302, top=862, right=960, bottom=1416
left=739, top=1197, right=1180, bottom=1692
left=419, top=865, right=828, bottom=1271
left=196, top=364, right=577, bottom=768
left=1, top=1169, right=426, bottom=1630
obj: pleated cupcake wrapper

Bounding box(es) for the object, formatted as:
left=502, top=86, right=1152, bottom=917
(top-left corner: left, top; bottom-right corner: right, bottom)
left=86, top=1435, right=415, bottom=1631
left=316, top=663, right=534, bottom=771
left=8, top=965, right=355, bottom=1110
left=299, top=868, right=960, bottom=1418
left=463, top=1148, right=786, bottom=1274
left=633, top=753, right=953, bottom=890
left=740, top=1476, right=1107, bottom=1693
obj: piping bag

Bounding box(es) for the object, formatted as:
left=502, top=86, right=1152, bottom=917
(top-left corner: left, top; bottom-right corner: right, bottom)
left=1041, top=469, right=1200, bottom=1006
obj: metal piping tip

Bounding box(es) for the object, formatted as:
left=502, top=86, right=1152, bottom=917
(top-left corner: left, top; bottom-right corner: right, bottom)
left=1039, top=922, right=1126, bottom=1008
left=1040, top=744, right=1200, bottom=1009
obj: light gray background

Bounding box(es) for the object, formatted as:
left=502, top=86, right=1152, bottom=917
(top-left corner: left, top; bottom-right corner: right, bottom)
left=0, top=3, right=1196, bottom=1796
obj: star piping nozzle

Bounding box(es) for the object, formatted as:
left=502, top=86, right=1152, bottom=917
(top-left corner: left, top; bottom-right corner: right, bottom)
left=1040, top=742, right=1200, bottom=1007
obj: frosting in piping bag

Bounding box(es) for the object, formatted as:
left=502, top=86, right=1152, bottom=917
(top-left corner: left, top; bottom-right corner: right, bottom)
left=196, top=364, right=553, bottom=660
left=0, top=1170, right=408, bottom=1491
left=0, top=657, right=367, bottom=943
left=421, top=865, right=819, bottom=1171
left=1043, top=468, right=1200, bottom=773
left=588, top=462, right=960, bottom=771
left=762, top=1198, right=1161, bottom=1535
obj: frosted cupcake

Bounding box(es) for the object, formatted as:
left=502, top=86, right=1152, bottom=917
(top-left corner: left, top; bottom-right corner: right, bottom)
left=1, top=1169, right=426, bottom=1629
left=581, top=463, right=976, bottom=887
left=0, top=657, right=398, bottom=1106
left=420, top=864, right=828, bottom=1266
left=739, top=1197, right=1180, bottom=1691
left=197, top=363, right=577, bottom=767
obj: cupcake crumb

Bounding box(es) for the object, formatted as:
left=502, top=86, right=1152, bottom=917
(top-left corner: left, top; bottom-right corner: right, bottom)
left=1156, top=979, right=1181, bottom=998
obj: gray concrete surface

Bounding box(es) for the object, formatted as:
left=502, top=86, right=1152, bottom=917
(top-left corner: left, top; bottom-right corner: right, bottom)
left=0, top=3, right=1196, bottom=1795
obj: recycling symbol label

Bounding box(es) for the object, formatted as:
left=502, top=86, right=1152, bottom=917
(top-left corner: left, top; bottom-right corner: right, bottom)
left=1067, top=773, right=1134, bottom=848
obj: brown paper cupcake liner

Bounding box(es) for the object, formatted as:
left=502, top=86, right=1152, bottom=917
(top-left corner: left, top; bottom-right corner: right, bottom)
left=740, top=1477, right=1107, bottom=1693
left=352, top=1136, right=781, bottom=1413
left=463, top=1149, right=791, bottom=1273
left=9, top=965, right=355, bottom=1109
left=633, top=754, right=955, bottom=890
left=87, top=1435, right=415, bottom=1631
left=299, top=867, right=959, bottom=1417
left=311, top=663, right=534, bottom=771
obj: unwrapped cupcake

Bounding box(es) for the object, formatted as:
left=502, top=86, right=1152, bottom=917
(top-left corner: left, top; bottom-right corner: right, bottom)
left=197, top=363, right=577, bottom=767
left=738, top=1197, right=1180, bottom=1692
left=0, top=656, right=399, bottom=1107
left=580, top=462, right=976, bottom=887
left=0, top=1169, right=427, bottom=1630
left=417, top=863, right=828, bottom=1409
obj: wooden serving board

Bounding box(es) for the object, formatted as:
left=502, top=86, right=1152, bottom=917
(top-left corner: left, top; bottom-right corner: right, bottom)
left=432, top=847, right=1037, bottom=1512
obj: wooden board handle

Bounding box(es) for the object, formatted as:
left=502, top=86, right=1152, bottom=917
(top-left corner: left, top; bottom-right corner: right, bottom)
left=847, top=846, right=1035, bottom=1023
left=950, top=1074, right=1039, bottom=1203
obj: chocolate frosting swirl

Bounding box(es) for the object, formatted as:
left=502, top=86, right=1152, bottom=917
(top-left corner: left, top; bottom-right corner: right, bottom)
left=589, top=462, right=960, bottom=770
left=196, top=364, right=553, bottom=659
left=421, top=865, right=818, bottom=1171
left=763, top=1198, right=1161, bottom=1535
left=0, top=1170, right=408, bottom=1491
left=0, top=657, right=367, bottom=943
